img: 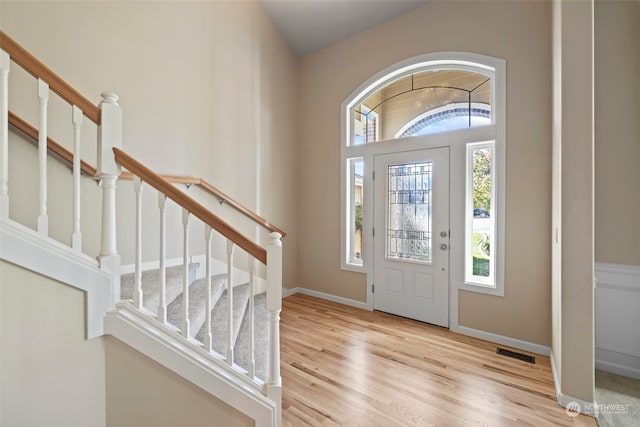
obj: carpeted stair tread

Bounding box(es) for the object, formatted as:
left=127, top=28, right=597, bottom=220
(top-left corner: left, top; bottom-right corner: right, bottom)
left=166, top=274, right=227, bottom=337
left=121, top=263, right=269, bottom=381
left=196, top=283, right=251, bottom=357
left=234, top=292, right=268, bottom=380
left=121, top=263, right=198, bottom=314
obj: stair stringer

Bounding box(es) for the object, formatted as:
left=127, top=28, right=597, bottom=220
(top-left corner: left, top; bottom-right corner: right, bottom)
left=0, top=218, right=114, bottom=338
left=104, top=303, right=277, bottom=427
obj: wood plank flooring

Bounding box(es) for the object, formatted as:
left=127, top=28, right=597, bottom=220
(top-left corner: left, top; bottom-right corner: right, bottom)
left=280, top=294, right=596, bottom=427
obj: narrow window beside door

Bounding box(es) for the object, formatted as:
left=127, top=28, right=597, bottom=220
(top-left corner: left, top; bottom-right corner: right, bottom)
left=347, top=158, right=364, bottom=265
left=465, top=142, right=495, bottom=287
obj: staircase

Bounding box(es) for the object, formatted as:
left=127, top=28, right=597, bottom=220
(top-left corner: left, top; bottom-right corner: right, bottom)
left=0, top=31, right=282, bottom=426
left=120, top=264, right=270, bottom=380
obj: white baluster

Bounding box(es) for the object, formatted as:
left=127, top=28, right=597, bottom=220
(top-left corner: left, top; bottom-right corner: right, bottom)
left=182, top=208, right=190, bottom=338
left=133, top=176, right=144, bottom=309
left=37, top=79, right=49, bottom=235
left=71, top=106, right=83, bottom=250
left=247, top=256, right=256, bottom=378
left=0, top=50, right=10, bottom=219
left=204, top=225, right=213, bottom=352
left=266, top=232, right=283, bottom=422
left=226, top=239, right=235, bottom=364
left=97, top=92, right=122, bottom=303
left=157, top=193, right=167, bottom=323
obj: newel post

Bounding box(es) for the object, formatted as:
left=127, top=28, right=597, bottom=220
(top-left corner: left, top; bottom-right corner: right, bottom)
left=266, top=232, right=283, bottom=425
left=97, top=92, right=122, bottom=303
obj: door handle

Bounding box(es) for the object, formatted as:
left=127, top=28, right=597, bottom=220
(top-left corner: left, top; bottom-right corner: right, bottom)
left=440, top=243, right=448, bottom=251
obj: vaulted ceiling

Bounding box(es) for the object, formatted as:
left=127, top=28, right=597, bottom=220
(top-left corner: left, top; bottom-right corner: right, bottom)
left=260, top=0, right=430, bottom=56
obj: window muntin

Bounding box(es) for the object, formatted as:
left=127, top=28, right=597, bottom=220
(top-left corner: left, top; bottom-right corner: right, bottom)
left=465, top=142, right=495, bottom=286
left=349, top=69, right=491, bottom=146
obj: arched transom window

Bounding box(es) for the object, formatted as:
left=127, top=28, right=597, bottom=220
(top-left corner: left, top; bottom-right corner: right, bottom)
left=350, top=67, right=494, bottom=145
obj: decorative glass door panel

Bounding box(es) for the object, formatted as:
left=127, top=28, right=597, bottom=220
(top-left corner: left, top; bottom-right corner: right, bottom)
left=387, top=162, right=432, bottom=263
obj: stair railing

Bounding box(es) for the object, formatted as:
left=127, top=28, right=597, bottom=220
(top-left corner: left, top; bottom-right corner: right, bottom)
left=0, top=31, right=122, bottom=284
left=8, top=105, right=286, bottom=240
left=1, top=30, right=282, bottom=419
left=113, top=148, right=283, bottom=403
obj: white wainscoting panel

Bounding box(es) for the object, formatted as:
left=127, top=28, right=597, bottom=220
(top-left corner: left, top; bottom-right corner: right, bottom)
left=595, top=262, right=640, bottom=380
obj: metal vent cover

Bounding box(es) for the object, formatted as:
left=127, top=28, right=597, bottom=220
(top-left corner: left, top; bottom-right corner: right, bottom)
left=496, top=347, right=536, bottom=364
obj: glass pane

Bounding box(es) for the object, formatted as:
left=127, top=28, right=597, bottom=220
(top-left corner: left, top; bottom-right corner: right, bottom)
left=354, top=105, right=378, bottom=145
left=350, top=69, right=492, bottom=145
left=348, top=158, right=364, bottom=264
left=387, top=162, right=432, bottom=263
left=471, top=147, right=492, bottom=277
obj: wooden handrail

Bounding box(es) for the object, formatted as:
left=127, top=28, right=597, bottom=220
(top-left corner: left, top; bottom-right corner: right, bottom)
left=119, top=171, right=201, bottom=185
left=9, top=111, right=99, bottom=177
left=0, top=31, right=101, bottom=125
left=113, top=147, right=267, bottom=265
left=199, top=179, right=286, bottom=237
left=8, top=110, right=285, bottom=238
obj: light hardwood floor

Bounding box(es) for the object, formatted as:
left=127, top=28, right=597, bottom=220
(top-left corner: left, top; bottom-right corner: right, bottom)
left=280, top=294, right=596, bottom=427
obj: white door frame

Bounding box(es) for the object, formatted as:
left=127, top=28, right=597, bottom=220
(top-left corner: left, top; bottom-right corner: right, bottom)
left=356, top=126, right=493, bottom=329
left=373, top=147, right=450, bottom=326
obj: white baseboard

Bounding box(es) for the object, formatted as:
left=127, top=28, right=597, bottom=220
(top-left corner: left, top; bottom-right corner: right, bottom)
left=451, top=324, right=551, bottom=356
left=595, top=262, right=640, bottom=380
left=595, top=352, right=640, bottom=380
left=282, top=287, right=370, bottom=310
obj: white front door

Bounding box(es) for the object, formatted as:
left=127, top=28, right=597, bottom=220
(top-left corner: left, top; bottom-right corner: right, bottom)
left=373, top=147, right=450, bottom=327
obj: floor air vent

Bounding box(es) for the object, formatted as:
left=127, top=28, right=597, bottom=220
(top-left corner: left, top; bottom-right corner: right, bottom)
left=496, top=348, right=535, bottom=364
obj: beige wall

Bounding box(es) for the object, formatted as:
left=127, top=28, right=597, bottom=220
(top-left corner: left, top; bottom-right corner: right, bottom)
left=299, top=0, right=553, bottom=345
left=0, top=1, right=299, bottom=288
left=105, top=337, right=253, bottom=427
left=594, top=0, right=640, bottom=267
left=0, top=260, right=106, bottom=427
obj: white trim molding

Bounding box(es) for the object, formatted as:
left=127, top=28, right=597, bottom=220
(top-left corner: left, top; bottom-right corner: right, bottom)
left=104, top=303, right=277, bottom=427
left=453, top=324, right=551, bottom=356
left=595, top=262, right=640, bottom=379
left=0, top=218, right=113, bottom=338
left=282, top=287, right=369, bottom=310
